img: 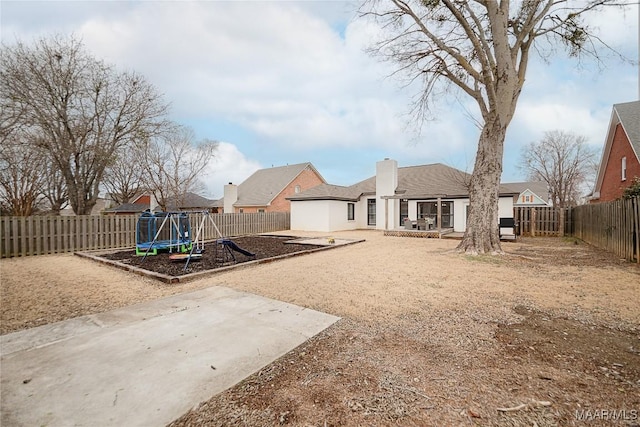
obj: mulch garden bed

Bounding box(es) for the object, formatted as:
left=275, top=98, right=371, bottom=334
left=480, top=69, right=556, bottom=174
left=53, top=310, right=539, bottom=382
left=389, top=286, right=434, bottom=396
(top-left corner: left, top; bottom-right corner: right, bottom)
left=99, top=235, right=323, bottom=277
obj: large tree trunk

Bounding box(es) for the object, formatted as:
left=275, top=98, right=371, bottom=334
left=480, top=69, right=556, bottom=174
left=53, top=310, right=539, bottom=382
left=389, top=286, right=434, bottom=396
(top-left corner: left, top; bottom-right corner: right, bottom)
left=66, top=177, right=99, bottom=215
left=457, top=116, right=506, bottom=255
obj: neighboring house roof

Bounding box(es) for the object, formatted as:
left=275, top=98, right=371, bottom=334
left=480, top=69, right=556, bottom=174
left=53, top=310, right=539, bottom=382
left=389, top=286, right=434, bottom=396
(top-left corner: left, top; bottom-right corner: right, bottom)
left=107, top=192, right=215, bottom=213
left=105, top=203, right=149, bottom=213
left=218, top=162, right=326, bottom=207
left=593, top=100, right=640, bottom=195
left=615, top=100, right=640, bottom=159
left=501, top=181, right=549, bottom=204
left=289, top=163, right=519, bottom=201
left=166, top=192, right=215, bottom=210
left=59, top=198, right=109, bottom=215
left=513, top=189, right=549, bottom=206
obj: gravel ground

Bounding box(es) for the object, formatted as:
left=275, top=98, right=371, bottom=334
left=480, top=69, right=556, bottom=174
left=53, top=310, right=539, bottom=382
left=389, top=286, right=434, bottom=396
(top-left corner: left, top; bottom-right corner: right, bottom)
left=1, top=230, right=639, bottom=426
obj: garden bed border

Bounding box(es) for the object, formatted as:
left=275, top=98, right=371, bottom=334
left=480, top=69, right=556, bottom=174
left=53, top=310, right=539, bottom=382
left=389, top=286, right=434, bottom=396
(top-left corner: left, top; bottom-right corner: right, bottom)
left=75, top=236, right=364, bottom=284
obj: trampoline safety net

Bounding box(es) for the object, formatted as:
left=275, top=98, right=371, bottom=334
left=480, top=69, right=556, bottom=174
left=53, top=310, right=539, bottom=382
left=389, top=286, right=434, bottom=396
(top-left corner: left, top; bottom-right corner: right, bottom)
left=135, top=211, right=192, bottom=255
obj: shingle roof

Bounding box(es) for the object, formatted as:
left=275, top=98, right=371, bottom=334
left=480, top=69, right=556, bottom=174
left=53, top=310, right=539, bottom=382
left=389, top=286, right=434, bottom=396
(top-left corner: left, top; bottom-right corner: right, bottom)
left=108, top=192, right=215, bottom=212
left=501, top=181, right=549, bottom=200
left=232, top=162, right=324, bottom=206
left=105, top=203, right=148, bottom=213
left=289, top=163, right=519, bottom=201
left=614, top=100, right=640, bottom=160
left=287, top=184, right=362, bottom=201
left=166, top=192, right=215, bottom=209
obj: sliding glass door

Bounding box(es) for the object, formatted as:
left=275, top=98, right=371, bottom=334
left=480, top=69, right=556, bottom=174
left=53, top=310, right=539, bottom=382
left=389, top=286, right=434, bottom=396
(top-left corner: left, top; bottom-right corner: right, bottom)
left=417, top=201, right=453, bottom=228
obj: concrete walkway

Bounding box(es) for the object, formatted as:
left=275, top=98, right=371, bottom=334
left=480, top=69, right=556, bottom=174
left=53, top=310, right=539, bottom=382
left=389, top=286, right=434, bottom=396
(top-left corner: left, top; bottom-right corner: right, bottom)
left=1, top=286, right=339, bottom=427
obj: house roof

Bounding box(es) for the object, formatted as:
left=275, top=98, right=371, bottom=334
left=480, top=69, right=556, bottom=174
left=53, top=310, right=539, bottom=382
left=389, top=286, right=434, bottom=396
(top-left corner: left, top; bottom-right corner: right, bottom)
left=105, top=203, right=149, bottom=213
left=289, top=163, right=519, bottom=201
left=107, top=192, right=215, bottom=213
left=593, top=100, right=640, bottom=195
left=286, top=183, right=363, bottom=201
left=501, top=181, right=549, bottom=200
left=615, top=100, right=640, bottom=159
left=219, top=162, right=325, bottom=207
left=166, top=192, right=215, bottom=210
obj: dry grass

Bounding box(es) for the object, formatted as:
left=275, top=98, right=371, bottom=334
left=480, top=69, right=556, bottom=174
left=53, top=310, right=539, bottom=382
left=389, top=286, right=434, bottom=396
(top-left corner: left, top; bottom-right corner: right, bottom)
left=2, top=230, right=639, bottom=426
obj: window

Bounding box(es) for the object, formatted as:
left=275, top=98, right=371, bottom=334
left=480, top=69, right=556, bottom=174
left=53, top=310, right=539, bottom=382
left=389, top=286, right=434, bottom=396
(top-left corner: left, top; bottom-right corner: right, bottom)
left=239, top=208, right=244, bottom=213
left=622, top=156, right=627, bottom=181
left=294, top=185, right=301, bottom=193
left=367, top=199, right=376, bottom=226
left=347, top=203, right=355, bottom=221
left=257, top=208, right=265, bottom=213
left=399, top=199, right=408, bottom=226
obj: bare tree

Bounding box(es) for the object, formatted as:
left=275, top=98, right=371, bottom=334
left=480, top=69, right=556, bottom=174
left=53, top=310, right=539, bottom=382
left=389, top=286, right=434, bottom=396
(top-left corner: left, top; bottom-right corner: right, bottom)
left=520, top=130, right=597, bottom=208
left=0, top=35, right=170, bottom=215
left=102, top=146, right=146, bottom=206
left=40, top=155, right=68, bottom=214
left=139, top=126, right=218, bottom=211
left=0, top=129, right=47, bottom=216
left=363, top=0, right=630, bottom=254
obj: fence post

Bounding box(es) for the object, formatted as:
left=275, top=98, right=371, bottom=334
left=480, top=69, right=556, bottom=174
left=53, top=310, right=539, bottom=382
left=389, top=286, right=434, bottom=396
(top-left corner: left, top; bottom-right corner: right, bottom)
left=531, top=208, right=536, bottom=237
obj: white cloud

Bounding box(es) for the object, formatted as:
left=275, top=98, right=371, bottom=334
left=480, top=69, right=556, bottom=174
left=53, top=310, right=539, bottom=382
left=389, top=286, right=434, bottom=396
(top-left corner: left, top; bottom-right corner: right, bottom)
left=2, top=0, right=636, bottom=186
left=201, top=142, right=261, bottom=199
left=69, top=2, right=419, bottom=152
left=584, top=3, right=639, bottom=48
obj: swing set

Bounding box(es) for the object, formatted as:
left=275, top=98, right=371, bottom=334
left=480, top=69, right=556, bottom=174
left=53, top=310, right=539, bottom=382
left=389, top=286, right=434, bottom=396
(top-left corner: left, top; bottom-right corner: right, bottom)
left=136, top=210, right=255, bottom=271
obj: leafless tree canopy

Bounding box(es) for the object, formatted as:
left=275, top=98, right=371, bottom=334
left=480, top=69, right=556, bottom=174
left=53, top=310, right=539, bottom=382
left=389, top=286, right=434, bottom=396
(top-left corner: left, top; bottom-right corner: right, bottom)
left=520, top=130, right=597, bottom=208
left=102, top=146, right=146, bottom=206
left=0, top=35, right=171, bottom=215
left=361, top=0, right=630, bottom=254
left=139, top=125, right=218, bottom=211
left=0, top=130, right=47, bottom=216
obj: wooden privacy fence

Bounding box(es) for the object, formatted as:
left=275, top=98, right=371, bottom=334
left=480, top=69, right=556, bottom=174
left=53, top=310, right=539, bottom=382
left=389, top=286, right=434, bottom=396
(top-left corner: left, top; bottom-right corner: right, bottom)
left=0, top=212, right=290, bottom=258
left=514, top=206, right=568, bottom=237
left=570, top=197, right=639, bottom=264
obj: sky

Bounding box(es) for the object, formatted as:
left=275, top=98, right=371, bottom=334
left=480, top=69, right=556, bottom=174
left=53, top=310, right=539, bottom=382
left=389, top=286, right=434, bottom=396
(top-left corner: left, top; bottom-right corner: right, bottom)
left=1, top=0, right=638, bottom=199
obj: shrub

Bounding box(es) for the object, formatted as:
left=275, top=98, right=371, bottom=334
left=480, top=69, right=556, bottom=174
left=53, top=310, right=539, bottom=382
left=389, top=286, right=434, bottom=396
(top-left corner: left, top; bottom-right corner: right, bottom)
left=621, top=176, right=640, bottom=199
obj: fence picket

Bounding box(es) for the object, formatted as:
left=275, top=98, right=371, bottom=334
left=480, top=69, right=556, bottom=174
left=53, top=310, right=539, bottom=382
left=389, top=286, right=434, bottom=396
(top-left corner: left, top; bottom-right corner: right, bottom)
left=570, top=197, right=639, bottom=263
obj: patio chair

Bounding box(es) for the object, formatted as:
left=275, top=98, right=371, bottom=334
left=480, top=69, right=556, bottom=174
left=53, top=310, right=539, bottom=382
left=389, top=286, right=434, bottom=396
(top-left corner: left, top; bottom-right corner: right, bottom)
left=417, top=218, right=427, bottom=230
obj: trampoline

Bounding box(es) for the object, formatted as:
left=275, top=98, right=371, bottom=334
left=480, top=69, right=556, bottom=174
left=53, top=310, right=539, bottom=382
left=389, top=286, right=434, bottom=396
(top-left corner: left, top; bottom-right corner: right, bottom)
left=136, top=211, right=192, bottom=256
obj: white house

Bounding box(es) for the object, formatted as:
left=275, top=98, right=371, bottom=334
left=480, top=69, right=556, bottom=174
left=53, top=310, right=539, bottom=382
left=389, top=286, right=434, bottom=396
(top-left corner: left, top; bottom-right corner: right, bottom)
left=288, top=159, right=520, bottom=233
left=501, top=182, right=550, bottom=206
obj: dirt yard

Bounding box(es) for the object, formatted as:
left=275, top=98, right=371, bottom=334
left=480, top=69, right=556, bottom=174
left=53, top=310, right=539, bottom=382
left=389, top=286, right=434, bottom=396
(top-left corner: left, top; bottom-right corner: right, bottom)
left=1, top=231, right=639, bottom=426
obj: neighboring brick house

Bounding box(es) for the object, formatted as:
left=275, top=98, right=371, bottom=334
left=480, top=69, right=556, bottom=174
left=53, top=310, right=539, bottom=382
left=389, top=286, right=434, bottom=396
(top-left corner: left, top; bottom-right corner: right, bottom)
left=591, top=100, right=640, bottom=202
left=216, top=162, right=326, bottom=213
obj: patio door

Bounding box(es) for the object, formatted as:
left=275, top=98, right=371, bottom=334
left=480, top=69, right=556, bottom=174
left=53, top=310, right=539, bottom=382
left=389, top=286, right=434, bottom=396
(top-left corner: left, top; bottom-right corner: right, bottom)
left=367, top=199, right=376, bottom=226
left=417, top=201, right=453, bottom=228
